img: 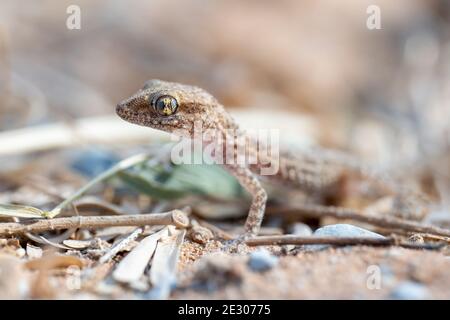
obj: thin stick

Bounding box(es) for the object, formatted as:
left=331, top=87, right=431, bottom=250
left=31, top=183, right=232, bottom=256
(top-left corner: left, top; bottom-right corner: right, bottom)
left=245, top=235, right=445, bottom=250
left=246, top=235, right=394, bottom=246
left=267, top=204, right=450, bottom=238
left=49, top=152, right=154, bottom=217
left=0, top=210, right=189, bottom=236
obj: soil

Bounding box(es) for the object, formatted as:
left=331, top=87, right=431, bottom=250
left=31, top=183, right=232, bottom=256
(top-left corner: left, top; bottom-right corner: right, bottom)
left=172, top=241, right=450, bottom=299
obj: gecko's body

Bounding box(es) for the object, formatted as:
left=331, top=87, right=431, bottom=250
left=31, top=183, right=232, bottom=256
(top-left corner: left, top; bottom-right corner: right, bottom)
left=116, top=79, right=425, bottom=237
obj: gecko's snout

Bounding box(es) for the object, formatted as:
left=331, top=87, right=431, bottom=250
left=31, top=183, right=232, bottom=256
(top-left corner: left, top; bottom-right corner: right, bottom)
left=116, top=100, right=131, bottom=119
left=116, top=94, right=142, bottom=119
left=115, top=102, right=125, bottom=116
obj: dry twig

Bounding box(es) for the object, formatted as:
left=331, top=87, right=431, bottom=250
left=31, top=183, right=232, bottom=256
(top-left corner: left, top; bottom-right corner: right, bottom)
left=267, top=204, right=450, bottom=238
left=245, top=235, right=445, bottom=250
left=0, top=210, right=189, bottom=236
left=246, top=235, right=393, bottom=246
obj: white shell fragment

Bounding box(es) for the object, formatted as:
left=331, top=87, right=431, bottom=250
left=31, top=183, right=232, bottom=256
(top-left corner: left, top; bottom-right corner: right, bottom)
left=113, top=227, right=169, bottom=284
left=147, top=227, right=186, bottom=299
left=63, top=239, right=93, bottom=249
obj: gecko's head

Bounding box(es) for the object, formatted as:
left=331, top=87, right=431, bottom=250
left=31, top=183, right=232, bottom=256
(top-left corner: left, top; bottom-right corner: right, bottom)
left=116, top=79, right=223, bottom=137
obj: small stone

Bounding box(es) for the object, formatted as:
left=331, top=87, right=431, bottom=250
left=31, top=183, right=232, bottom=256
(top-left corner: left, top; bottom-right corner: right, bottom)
left=314, top=224, right=385, bottom=238
left=26, top=244, right=43, bottom=259
left=248, top=249, right=278, bottom=272
left=408, top=234, right=424, bottom=244
left=305, top=224, right=385, bottom=251
left=389, top=281, right=429, bottom=300
left=15, top=248, right=26, bottom=258
left=289, top=223, right=313, bottom=236
left=285, top=223, right=313, bottom=251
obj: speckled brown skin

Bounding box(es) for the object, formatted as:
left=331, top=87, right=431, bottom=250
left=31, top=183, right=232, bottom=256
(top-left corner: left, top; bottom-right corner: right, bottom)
left=116, top=79, right=428, bottom=237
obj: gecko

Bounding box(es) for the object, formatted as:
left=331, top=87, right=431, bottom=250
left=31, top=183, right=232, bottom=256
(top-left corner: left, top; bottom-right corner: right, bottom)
left=116, top=79, right=428, bottom=238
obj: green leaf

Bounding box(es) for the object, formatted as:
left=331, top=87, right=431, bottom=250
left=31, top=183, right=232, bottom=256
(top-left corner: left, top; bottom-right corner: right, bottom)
left=117, top=170, right=188, bottom=200
left=116, top=162, right=243, bottom=201
left=167, top=164, right=242, bottom=199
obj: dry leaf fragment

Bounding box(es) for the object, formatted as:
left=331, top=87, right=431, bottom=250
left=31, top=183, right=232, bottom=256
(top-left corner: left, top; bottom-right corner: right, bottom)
left=0, top=203, right=48, bottom=219
left=63, top=239, right=94, bottom=249
left=25, top=254, right=84, bottom=270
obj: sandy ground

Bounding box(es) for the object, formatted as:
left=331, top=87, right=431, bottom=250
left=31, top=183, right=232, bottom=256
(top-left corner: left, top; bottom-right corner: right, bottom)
left=172, top=242, right=450, bottom=299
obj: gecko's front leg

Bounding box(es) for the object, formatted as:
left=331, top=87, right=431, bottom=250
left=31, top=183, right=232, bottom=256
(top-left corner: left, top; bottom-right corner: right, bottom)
left=224, top=164, right=267, bottom=238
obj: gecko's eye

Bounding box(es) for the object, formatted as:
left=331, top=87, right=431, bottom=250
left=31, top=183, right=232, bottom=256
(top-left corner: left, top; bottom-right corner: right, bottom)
left=153, top=95, right=178, bottom=116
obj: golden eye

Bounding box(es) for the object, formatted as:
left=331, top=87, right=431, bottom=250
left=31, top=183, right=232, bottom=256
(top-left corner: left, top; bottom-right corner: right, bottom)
left=154, top=95, right=178, bottom=116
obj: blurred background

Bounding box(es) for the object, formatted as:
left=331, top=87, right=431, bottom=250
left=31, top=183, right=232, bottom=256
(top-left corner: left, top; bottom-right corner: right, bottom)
left=0, top=0, right=449, bottom=205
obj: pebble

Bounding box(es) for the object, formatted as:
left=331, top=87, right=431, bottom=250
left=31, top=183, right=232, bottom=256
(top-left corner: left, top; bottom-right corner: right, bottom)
left=408, top=234, right=424, bottom=244
left=314, top=224, right=385, bottom=238
left=285, top=223, right=313, bottom=251
left=389, top=281, right=430, bottom=300
left=290, top=223, right=313, bottom=236
left=248, top=249, right=278, bottom=272
left=15, top=248, right=26, bottom=258
left=304, top=223, right=385, bottom=251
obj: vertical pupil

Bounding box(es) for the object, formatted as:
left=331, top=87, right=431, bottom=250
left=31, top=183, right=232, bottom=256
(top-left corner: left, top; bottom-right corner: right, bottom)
left=156, top=96, right=177, bottom=115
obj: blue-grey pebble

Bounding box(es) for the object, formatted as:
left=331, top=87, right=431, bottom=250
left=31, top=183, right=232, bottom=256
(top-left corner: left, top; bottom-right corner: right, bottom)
left=248, top=249, right=278, bottom=272
left=305, top=223, right=385, bottom=251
